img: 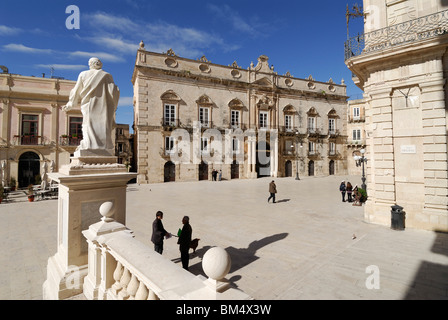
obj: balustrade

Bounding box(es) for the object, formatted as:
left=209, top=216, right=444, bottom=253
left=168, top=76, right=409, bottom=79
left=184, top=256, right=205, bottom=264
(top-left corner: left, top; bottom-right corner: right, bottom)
left=82, top=201, right=252, bottom=300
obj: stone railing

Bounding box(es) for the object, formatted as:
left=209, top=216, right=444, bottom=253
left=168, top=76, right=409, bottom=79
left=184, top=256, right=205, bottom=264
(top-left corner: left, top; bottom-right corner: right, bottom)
left=345, top=9, right=448, bottom=60
left=82, top=202, right=252, bottom=300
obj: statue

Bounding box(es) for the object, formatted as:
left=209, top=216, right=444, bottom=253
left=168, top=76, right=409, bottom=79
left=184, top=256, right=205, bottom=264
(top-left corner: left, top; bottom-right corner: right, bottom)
left=63, top=58, right=120, bottom=157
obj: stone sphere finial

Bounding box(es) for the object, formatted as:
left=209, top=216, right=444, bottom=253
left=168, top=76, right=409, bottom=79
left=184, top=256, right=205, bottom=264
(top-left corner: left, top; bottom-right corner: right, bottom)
left=99, top=201, right=115, bottom=222
left=202, top=247, right=231, bottom=281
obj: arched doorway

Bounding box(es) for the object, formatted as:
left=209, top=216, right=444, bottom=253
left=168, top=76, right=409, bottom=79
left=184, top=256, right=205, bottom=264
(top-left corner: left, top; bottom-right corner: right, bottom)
left=18, top=151, right=40, bottom=188
left=198, top=161, right=208, bottom=181
left=256, top=141, right=270, bottom=178
left=231, top=160, right=239, bottom=179
left=285, top=160, right=292, bottom=177
left=308, top=160, right=315, bottom=177
left=164, top=161, right=175, bottom=182
left=329, top=160, right=335, bottom=175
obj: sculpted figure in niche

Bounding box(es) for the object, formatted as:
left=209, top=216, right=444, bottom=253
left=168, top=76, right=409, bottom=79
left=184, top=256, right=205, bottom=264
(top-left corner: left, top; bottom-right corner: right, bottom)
left=63, top=57, right=120, bottom=156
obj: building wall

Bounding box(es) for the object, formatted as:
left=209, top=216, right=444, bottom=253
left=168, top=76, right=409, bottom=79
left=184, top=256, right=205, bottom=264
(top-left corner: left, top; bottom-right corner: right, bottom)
left=346, top=0, right=448, bottom=231
left=0, top=74, right=79, bottom=188
left=133, top=44, right=348, bottom=184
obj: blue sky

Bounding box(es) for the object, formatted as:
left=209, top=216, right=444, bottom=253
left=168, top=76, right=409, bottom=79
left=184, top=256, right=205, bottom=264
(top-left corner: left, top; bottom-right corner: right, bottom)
left=1, top=0, right=364, bottom=132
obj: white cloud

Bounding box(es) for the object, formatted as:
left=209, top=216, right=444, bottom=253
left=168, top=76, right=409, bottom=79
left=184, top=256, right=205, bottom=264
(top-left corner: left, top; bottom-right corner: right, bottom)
left=69, top=50, right=125, bottom=63
left=0, top=25, right=21, bottom=36
left=3, top=43, right=53, bottom=54
left=35, top=64, right=86, bottom=71
left=81, top=11, right=239, bottom=59
left=118, top=96, right=134, bottom=107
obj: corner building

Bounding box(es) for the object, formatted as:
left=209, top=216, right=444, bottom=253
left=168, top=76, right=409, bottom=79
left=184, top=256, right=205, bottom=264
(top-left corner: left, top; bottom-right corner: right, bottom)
left=345, top=0, right=448, bottom=231
left=132, top=43, right=348, bottom=184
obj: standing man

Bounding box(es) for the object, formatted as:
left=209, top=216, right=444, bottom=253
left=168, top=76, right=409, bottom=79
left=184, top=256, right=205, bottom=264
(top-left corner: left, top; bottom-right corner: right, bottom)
left=339, top=181, right=347, bottom=202
left=178, top=216, right=192, bottom=270
left=151, top=211, right=169, bottom=254
left=268, top=180, right=277, bottom=203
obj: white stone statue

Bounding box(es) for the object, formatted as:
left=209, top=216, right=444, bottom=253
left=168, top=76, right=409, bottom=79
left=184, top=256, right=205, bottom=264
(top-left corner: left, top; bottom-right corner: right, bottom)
left=63, top=57, right=120, bottom=157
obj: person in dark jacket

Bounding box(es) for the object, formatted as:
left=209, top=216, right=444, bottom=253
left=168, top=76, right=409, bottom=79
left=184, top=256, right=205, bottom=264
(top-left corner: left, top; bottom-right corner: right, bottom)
left=339, top=181, right=346, bottom=202
left=151, top=211, right=169, bottom=254
left=177, top=216, right=192, bottom=270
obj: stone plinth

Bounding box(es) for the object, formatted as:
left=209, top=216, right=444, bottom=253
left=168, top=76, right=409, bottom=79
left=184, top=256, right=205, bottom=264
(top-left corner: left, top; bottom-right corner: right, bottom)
left=43, top=158, right=137, bottom=300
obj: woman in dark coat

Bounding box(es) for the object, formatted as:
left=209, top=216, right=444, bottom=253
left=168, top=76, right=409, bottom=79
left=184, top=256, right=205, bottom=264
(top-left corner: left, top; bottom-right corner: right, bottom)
left=178, top=216, right=192, bottom=270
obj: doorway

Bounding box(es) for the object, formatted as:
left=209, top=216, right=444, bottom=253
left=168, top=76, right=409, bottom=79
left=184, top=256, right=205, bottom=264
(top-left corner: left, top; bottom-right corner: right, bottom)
left=329, top=160, right=335, bottom=175
left=18, top=151, right=40, bottom=188
left=285, top=160, right=292, bottom=177
left=308, top=160, right=314, bottom=176
left=231, top=160, right=239, bottom=179
left=164, top=161, right=175, bottom=182
left=198, top=161, right=209, bottom=181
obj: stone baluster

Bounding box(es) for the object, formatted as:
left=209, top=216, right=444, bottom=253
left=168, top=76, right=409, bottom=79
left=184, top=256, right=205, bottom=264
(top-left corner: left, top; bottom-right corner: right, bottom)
left=147, top=288, right=159, bottom=300
left=111, top=261, right=124, bottom=296
left=127, top=274, right=140, bottom=300
left=118, top=267, right=131, bottom=299
left=135, top=281, right=149, bottom=300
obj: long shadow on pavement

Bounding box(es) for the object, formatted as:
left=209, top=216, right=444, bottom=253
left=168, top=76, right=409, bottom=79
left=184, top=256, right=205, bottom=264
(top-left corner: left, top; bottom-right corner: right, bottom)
left=181, top=233, right=289, bottom=281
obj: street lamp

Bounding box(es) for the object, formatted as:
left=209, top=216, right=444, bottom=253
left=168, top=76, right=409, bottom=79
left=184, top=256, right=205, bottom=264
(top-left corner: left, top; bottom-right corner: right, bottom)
left=354, top=148, right=367, bottom=190
left=295, top=130, right=303, bottom=180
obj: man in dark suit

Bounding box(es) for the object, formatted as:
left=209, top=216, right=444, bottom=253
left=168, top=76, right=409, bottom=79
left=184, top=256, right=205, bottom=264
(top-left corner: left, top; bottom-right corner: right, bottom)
left=151, top=211, right=169, bottom=254
left=177, top=216, right=192, bottom=270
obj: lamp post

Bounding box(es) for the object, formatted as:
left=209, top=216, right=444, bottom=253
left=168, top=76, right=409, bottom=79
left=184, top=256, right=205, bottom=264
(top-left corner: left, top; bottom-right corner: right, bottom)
left=295, top=130, right=303, bottom=180
left=354, top=148, right=367, bottom=190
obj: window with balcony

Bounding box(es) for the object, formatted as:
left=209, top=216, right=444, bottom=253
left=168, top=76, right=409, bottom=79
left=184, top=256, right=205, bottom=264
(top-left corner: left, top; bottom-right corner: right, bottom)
left=353, top=129, right=361, bottom=141
left=164, top=104, right=176, bottom=126
left=307, top=117, right=316, bottom=133
left=285, top=115, right=293, bottom=132
left=353, top=107, right=360, bottom=120
left=69, top=116, right=83, bottom=146
left=329, top=118, right=336, bottom=135
left=230, top=110, right=240, bottom=128
left=259, top=111, right=268, bottom=129
left=199, top=107, right=211, bottom=128
left=329, top=142, right=336, bottom=155
left=21, top=114, right=39, bottom=145
left=308, top=141, right=316, bottom=155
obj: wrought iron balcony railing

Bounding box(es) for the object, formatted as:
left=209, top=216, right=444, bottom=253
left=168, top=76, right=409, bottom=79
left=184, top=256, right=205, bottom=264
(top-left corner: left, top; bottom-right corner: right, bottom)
left=345, top=9, right=448, bottom=61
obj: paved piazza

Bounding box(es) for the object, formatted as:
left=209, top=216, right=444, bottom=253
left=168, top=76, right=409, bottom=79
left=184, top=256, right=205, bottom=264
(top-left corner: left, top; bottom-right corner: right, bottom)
left=1, top=175, right=447, bottom=300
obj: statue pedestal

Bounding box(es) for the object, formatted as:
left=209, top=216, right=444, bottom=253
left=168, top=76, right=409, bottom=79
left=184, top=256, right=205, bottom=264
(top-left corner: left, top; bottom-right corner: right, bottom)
left=42, top=157, right=137, bottom=300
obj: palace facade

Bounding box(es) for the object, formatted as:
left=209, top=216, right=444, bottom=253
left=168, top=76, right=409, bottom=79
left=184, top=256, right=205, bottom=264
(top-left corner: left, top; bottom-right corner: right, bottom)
left=132, top=42, right=348, bottom=184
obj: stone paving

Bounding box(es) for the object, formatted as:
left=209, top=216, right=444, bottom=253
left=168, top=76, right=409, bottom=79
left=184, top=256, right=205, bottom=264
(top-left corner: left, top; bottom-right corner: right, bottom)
left=1, top=174, right=447, bottom=300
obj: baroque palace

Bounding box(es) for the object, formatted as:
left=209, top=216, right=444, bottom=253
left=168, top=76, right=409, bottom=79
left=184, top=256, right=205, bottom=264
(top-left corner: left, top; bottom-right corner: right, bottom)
left=132, top=42, right=348, bottom=184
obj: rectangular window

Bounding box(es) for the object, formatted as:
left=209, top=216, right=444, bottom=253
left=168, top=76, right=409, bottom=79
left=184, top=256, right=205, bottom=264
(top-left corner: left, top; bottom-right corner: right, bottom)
left=259, top=111, right=268, bottom=129
left=308, top=117, right=316, bottom=132
left=199, top=107, right=210, bottom=127
left=232, top=138, right=239, bottom=153
left=308, top=141, right=315, bottom=155
left=21, top=114, right=39, bottom=145
left=329, top=142, right=336, bottom=155
left=285, top=140, right=294, bottom=155
left=231, top=110, right=240, bottom=128
left=164, top=104, right=176, bottom=126
left=285, top=115, right=292, bottom=131
left=328, top=118, right=335, bottom=134
left=353, top=129, right=361, bottom=141
left=201, top=137, right=208, bottom=152
left=353, top=107, right=360, bottom=119
left=165, top=136, right=174, bottom=154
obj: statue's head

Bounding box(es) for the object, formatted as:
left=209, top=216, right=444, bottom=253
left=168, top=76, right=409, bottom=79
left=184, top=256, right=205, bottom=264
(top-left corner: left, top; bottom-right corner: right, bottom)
left=88, top=57, right=103, bottom=70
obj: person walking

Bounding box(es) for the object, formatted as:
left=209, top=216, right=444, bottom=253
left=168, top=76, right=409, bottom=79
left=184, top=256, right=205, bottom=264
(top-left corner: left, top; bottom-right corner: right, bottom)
left=339, top=181, right=346, bottom=202
left=151, top=211, right=169, bottom=254
left=177, top=216, right=193, bottom=270
left=268, top=180, right=277, bottom=203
